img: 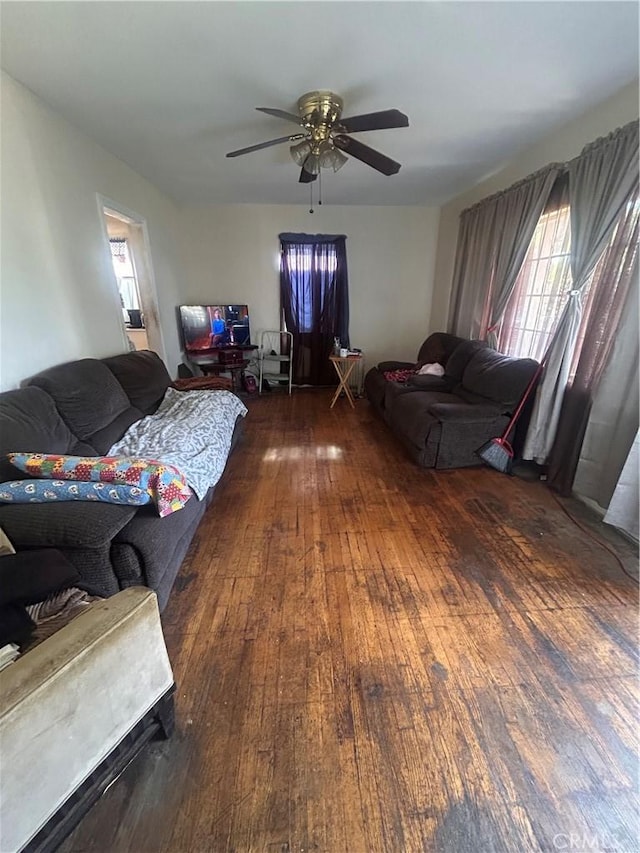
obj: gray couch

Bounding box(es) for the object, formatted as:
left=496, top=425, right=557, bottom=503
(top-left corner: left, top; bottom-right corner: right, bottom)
left=364, top=332, right=538, bottom=468
left=0, top=351, right=243, bottom=610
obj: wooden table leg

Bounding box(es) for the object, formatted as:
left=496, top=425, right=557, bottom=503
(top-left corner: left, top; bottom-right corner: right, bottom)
left=330, top=359, right=358, bottom=409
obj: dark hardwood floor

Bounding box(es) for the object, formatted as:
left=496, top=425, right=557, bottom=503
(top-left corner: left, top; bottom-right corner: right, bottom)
left=61, top=389, right=639, bottom=853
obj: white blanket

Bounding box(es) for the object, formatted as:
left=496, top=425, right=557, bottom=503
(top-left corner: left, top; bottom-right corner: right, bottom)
left=109, top=388, right=247, bottom=500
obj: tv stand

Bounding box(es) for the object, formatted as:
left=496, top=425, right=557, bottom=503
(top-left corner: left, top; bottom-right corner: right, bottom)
left=188, top=345, right=258, bottom=393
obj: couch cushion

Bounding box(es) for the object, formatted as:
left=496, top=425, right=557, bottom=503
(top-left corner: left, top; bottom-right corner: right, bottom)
left=0, top=388, right=75, bottom=482
left=102, top=351, right=172, bottom=415
left=114, top=492, right=206, bottom=593
left=406, top=374, right=450, bottom=391
left=427, top=400, right=504, bottom=421
left=462, top=348, right=538, bottom=407
left=26, top=359, right=142, bottom=451
left=443, top=339, right=487, bottom=383
left=386, top=390, right=454, bottom=449
left=0, top=502, right=138, bottom=549
left=87, top=409, right=148, bottom=455
left=384, top=377, right=449, bottom=412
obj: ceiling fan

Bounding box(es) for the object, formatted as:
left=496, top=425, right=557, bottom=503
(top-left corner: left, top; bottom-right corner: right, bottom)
left=226, top=90, right=409, bottom=183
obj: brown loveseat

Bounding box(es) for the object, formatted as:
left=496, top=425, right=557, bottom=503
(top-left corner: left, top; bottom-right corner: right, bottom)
left=364, top=332, right=539, bottom=469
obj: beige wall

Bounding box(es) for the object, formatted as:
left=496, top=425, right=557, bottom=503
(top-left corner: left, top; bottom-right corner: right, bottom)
left=0, top=72, right=185, bottom=390
left=177, top=204, right=440, bottom=370
left=0, top=69, right=440, bottom=388
left=430, top=79, right=640, bottom=331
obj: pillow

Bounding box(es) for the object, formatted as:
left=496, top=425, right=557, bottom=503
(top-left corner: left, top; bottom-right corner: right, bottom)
left=7, top=454, right=192, bottom=517
left=0, top=479, right=151, bottom=507
left=417, top=362, right=445, bottom=377
left=406, top=374, right=449, bottom=390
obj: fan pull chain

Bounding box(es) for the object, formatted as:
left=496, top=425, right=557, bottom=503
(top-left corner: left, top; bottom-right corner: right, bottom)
left=318, top=168, right=322, bottom=206
left=309, top=181, right=314, bottom=214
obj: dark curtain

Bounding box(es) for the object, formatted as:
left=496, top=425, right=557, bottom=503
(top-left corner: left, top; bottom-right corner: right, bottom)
left=547, top=185, right=639, bottom=495
left=279, top=233, right=349, bottom=386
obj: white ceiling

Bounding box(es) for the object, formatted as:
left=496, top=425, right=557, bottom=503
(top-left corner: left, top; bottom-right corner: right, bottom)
left=2, top=2, right=638, bottom=206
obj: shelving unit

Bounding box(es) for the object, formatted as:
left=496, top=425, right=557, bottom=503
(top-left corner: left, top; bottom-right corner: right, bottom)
left=259, top=331, right=293, bottom=394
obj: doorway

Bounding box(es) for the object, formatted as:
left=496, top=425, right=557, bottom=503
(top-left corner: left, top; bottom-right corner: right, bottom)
left=98, top=196, right=165, bottom=360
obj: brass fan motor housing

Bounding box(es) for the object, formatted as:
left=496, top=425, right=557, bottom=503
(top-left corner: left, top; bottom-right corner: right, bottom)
left=297, top=91, right=344, bottom=142
left=225, top=91, right=406, bottom=178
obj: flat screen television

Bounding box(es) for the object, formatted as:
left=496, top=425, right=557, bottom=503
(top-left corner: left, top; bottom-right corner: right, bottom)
left=179, top=305, right=251, bottom=352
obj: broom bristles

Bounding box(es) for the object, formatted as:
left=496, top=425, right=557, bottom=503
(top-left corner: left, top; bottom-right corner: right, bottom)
left=476, top=437, right=514, bottom=474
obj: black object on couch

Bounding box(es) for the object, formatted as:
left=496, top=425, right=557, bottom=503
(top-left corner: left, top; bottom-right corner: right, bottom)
left=0, top=351, right=244, bottom=610
left=364, top=332, right=539, bottom=469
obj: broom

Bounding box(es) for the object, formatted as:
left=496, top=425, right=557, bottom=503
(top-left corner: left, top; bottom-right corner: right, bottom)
left=476, top=358, right=546, bottom=474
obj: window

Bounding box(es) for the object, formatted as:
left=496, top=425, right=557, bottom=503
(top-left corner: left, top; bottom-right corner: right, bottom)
left=279, top=234, right=349, bottom=386
left=283, top=241, right=338, bottom=333
left=497, top=204, right=574, bottom=362
left=498, top=195, right=638, bottom=374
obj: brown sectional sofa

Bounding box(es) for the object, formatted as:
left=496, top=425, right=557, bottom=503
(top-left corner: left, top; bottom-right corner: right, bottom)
left=364, top=332, right=539, bottom=468
left=0, top=351, right=243, bottom=610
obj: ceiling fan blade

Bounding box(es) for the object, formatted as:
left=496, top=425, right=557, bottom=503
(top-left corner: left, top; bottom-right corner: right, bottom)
left=256, top=107, right=304, bottom=125
left=226, top=133, right=305, bottom=158
left=299, top=165, right=317, bottom=184
left=338, top=109, right=409, bottom=134
left=333, top=135, right=401, bottom=176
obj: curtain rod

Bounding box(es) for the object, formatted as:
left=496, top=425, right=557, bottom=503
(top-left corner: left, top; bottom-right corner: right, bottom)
left=461, top=118, right=638, bottom=217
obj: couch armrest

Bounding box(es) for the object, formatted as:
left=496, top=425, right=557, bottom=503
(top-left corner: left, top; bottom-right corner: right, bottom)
left=428, top=401, right=503, bottom=422
left=0, top=502, right=138, bottom=550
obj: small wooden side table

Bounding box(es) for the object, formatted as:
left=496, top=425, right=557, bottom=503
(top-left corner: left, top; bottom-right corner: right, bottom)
left=329, top=354, right=363, bottom=409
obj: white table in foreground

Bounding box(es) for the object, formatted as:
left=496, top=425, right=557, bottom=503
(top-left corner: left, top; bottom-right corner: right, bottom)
left=329, top=353, right=363, bottom=409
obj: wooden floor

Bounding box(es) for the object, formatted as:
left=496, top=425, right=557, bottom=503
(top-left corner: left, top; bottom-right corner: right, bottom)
left=61, top=390, right=639, bottom=853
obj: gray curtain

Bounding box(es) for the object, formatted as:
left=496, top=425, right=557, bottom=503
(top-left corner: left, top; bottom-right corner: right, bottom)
left=486, top=167, right=561, bottom=348
left=448, top=165, right=560, bottom=342
left=547, top=194, right=639, bottom=494
left=524, top=120, right=640, bottom=463
left=569, top=121, right=639, bottom=290
left=573, top=274, right=639, bottom=508
left=447, top=202, right=498, bottom=338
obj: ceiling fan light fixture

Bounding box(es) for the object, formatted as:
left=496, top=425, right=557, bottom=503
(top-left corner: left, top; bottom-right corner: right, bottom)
left=303, top=153, right=320, bottom=176
left=319, top=145, right=348, bottom=172
left=228, top=90, right=409, bottom=186
left=290, top=139, right=312, bottom=165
